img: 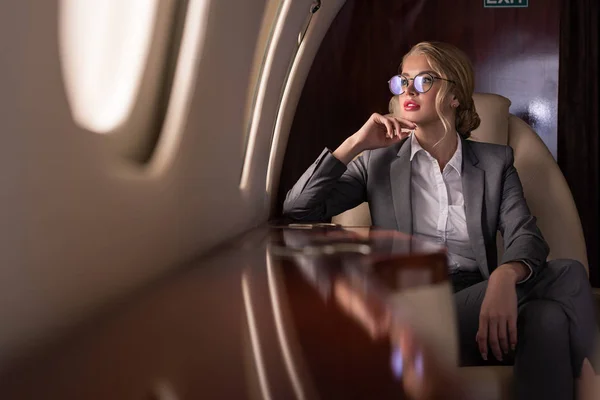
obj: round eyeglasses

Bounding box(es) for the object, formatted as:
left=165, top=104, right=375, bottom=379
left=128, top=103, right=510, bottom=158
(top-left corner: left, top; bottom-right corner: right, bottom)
left=388, top=73, right=455, bottom=95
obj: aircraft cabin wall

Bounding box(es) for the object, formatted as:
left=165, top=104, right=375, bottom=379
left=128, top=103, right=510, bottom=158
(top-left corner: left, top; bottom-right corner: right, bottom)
left=0, top=0, right=346, bottom=364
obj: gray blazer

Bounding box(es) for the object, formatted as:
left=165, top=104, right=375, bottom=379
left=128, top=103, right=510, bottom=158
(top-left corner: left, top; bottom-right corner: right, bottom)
left=282, top=137, right=549, bottom=279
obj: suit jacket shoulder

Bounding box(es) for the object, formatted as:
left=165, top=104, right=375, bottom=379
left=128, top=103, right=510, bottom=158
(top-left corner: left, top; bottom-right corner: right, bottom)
left=464, top=140, right=513, bottom=170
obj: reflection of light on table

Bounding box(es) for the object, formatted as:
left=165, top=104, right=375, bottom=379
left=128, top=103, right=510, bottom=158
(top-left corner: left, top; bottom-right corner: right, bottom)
left=387, top=283, right=458, bottom=369
left=242, top=273, right=273, bottom=400
left=267, top=255, right=308, bottom=400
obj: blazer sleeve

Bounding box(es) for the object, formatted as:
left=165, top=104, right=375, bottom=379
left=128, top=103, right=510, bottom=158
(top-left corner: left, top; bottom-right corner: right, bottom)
left=282, top=148, right=369, bottom=222
left=498, top=146, right=550, bottom=277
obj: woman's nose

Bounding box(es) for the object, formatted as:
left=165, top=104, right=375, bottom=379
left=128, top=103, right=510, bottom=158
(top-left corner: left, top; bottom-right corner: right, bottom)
left=405, top=80, right=417, bottom=96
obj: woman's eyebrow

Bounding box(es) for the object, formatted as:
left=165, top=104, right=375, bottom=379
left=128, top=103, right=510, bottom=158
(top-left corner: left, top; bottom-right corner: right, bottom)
left=400, top=70, right=437, bottom=77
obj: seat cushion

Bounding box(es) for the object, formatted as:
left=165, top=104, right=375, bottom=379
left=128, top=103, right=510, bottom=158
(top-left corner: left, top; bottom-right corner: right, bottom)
left=332, top=201, right=371, bottom=226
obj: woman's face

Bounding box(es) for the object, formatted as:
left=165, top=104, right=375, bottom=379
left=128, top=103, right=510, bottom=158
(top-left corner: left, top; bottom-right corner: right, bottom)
left=397, top=54, right=453, bottom=126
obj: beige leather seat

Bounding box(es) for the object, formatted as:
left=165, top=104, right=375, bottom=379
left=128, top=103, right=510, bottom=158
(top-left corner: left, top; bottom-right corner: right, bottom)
left=332, top=93, right=590, bottom=399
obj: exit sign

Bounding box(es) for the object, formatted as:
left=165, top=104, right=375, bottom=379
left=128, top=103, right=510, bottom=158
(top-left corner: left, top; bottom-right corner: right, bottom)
left=484, top=0, right=528, bottom=7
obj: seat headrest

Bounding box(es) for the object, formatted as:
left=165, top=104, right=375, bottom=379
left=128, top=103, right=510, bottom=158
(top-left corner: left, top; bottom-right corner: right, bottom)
left=388, top=92, right=511, bottom=145
left=471, top=93, right=511, bottom=145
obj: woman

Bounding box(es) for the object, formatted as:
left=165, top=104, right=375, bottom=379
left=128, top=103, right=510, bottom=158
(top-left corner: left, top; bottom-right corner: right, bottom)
left=282, top=41, right=597, bottom=399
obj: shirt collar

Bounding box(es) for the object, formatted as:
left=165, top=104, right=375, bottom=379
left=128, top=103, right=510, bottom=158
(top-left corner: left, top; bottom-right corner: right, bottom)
left=409, top=132, right=463, bottom=176
left=409, top=132, right=424, bottom=161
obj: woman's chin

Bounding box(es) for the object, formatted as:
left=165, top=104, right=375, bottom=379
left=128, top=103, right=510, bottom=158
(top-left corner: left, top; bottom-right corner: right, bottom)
left=399, top=113, right=440, bottom=129
left=398, top=110, right=424, bottom=122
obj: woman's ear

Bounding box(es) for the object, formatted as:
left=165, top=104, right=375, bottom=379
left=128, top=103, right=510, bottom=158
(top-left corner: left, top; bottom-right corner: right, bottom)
left=450, top=95, right=460, bottom=109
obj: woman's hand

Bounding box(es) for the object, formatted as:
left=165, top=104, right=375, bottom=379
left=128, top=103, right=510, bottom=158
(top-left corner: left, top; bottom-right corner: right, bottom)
left=333, top=113, right=416, bottom=164
left=476, top=264, right=524, bottom=361
left=354, top=113, right=416, bottom=151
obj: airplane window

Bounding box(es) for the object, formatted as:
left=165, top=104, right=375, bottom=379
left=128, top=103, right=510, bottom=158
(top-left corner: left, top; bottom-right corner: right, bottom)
left=58, top=0, right=161, bottom=133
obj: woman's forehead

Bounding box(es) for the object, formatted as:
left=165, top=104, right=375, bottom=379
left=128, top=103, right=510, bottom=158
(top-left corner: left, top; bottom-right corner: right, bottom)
left=401, top=54, right=433, bottom=76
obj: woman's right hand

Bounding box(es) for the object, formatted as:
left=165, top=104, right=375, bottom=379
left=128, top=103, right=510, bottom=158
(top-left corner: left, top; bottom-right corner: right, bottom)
left=333, top=113, right=416, bottom=164
left=354, top=113, right=416, bottom=151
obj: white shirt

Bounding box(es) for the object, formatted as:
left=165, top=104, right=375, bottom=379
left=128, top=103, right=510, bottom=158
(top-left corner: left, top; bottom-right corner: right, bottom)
left=409, top=132, right=479, bottom=272
left=409, top=133, right=533, bottom=282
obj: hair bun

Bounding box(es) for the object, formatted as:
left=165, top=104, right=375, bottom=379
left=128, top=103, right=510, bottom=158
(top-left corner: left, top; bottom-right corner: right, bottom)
left=456, top=101, right=480, bottom=139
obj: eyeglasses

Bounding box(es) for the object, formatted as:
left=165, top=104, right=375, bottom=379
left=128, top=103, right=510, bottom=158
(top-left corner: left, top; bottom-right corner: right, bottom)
left=388, top=73, right=455, bottom=95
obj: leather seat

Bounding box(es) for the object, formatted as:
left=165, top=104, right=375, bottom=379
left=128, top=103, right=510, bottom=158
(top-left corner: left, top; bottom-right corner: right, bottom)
left=332, top=93, right=590, bottom=399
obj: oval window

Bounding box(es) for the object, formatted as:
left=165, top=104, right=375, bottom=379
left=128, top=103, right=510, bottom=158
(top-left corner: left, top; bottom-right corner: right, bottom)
left=59, top=0, right=160, bottom=133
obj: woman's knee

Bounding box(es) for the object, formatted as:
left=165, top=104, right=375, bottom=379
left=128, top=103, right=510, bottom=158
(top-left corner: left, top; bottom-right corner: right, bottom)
left=519, top=300, right=569, bottom=339
left=546, top=258, right=588, bottom=281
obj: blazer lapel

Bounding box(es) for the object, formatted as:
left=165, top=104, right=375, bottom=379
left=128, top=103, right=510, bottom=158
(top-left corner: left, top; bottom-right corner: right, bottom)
left=390, top=138, right=413, bottom=234
left=461, top=140, right=489, bottom=278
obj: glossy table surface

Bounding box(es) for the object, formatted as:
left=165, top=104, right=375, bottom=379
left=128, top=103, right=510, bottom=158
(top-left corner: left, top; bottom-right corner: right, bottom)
left=0, top=224, right=456, bottom=399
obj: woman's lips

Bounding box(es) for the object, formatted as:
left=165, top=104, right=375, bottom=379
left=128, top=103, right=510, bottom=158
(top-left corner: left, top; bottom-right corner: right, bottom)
left=404, top=100, right=420, bottom=111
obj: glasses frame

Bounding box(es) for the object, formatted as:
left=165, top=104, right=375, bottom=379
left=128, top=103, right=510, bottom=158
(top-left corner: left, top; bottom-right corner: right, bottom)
left=388, top=73, right=455, bottom=95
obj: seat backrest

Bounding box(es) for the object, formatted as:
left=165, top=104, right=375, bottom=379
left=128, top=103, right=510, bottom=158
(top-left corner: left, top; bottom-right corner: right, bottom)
left=505, top=115, right=588, bottom=269
left=332, top=93, right=589, bottom=272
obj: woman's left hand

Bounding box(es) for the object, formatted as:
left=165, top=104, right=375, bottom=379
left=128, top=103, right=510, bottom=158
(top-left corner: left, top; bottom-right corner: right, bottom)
left=476, top=267, right=520, bottom=361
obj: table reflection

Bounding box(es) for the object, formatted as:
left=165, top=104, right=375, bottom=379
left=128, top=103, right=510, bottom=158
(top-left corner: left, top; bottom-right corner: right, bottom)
left=259, top=226, right=456, bottom=399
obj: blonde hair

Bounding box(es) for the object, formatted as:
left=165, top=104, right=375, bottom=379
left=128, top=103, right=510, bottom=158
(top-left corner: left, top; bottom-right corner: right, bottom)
left=391, top=41, right=480, bottom=139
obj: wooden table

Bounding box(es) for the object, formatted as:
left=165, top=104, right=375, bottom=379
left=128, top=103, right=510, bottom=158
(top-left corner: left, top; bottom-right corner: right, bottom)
left=0, top=224, right=457, bottom=399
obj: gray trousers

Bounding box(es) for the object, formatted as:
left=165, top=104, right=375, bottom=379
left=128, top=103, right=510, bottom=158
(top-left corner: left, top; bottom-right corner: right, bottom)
left=453, top=259, right=598, bottom=400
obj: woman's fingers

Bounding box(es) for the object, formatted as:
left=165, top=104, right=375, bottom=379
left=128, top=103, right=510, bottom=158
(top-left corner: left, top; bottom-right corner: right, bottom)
left=377, top=113, right=415, bottom=139
left=479, top=315, right=513, bottom=361
left=498, top=319, right=510, bottom=356
left=488, top=318, right=502, bottom=361
left=374, top=113, right=394, bottom=138
left=508, top=317, right=518, bottom=351
left=476, top=317, right=488, bottom=361
left=392, top=116, right=417, bottom=130
left=391, top=118, right=403, bottom=138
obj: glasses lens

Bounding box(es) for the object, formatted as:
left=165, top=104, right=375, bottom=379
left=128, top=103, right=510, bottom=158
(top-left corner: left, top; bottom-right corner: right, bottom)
left=389, top=75, right=405, bottom=95
left=414, top=74, right=434, bottom=93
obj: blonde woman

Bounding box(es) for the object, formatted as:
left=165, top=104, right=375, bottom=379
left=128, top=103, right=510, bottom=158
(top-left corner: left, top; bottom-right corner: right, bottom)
left=283, top=41, right=597, bottom=399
